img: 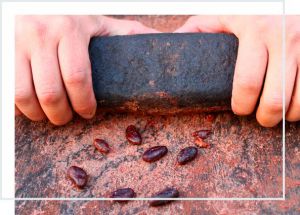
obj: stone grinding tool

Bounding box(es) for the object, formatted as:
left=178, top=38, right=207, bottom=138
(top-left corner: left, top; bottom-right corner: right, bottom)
left=89, top=33, right=238, bottom=114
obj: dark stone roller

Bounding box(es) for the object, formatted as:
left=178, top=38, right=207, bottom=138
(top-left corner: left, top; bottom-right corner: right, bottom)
left=89, top=33, right=238, bottom=114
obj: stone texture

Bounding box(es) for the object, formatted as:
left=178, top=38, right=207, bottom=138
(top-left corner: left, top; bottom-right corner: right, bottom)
left=89, top=33, right=238, bottom=114
left=15, top=15, right=300, bottom=215
left=15, top=113, right=300, bottom=214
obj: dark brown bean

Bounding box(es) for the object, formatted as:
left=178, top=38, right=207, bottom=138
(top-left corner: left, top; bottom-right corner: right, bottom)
left=192, top=129, right=211, bottom=140
left=93, top=139, right=110, bottom=154
left=67, top=166, right=88, bottom=189
left=126, top=125, right=142, bottom=145
left=149, top=187, right=179, bottom=207
left=177, top=146, right=198, bottom=165
left=111, top=188, right=136, bottom=202
left=142, top=146, right=168, bottom=162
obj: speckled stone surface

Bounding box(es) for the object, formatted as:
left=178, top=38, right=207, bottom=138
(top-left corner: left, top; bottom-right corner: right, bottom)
left=89, top=33, right=238, bottom=114
left=15, top=15, right=300, bottom=215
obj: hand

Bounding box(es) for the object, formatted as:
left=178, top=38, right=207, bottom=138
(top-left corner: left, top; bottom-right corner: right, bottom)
left=15, top=16, right=158, bottom=125
left=176, top=15, right=299, bottom=127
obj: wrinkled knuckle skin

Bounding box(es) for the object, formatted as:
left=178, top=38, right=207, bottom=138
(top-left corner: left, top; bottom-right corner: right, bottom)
left=64, top=69, right=87, bottom=86
left=15, top=88, right=32, bottom=105
left=286, top=19, right=300, bottom=44
left=263, top=95, right=283, bottom=114
left=39, top=90, right=62, bottom=106
left=286, top=30, right=300, bottom=54
left=235, top=73, right=261, bottom=94
left=237, top=80, right=261, bottom=95
left=30, top=20, right=49, bottom=40
left=57, top=16, right=77, bottom=33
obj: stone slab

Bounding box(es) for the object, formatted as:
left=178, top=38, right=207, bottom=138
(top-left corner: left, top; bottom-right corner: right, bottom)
left=89, top=33, right=238, bottom=114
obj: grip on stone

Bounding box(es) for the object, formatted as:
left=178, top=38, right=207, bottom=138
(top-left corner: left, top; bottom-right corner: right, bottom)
left=89, top=33, right=238, bottom=114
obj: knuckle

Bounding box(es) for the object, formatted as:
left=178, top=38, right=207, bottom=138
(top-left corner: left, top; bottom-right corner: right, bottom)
left=31, top=21, right=49, bottom=39
left=262, top=94, right=283, bottom=113
left=15, top=88, right=32, bottom=104
left=286, top=17, right=300, bottom=42
left=39, top=90, right=62, bottom=106
left=64, top=69, right=87, bottom=86
left=287, top=30, right=300, bottom=49
left=57, top=16, right=76, bottom=33
left=126, top=21, right=144, bottom=35
left=257, top=17, right=276, bottom=30
left=235, top=74, right=261, bottom=94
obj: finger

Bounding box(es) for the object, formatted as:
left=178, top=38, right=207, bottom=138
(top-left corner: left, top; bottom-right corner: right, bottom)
left=256, top=45, right=283, bottom=127
left=286, top=67, right=300, bottom=121
left=93, top=16, right=160, bottom=36
left=231, top=36, right=267, bottom=115
left=174, top=16, right=230, bottom=33
left=31, top=42, right=73, bottom=125
left=58, top=33, right=96, bottom=119
left=15, top=105, right=22, bottom=116
left=15, top=51, right=46, bottom=120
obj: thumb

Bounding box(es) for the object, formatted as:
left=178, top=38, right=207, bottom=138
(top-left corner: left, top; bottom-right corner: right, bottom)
left=174, top=15, right=231, bottom=33
left=93, top=16, right=160, bottom=36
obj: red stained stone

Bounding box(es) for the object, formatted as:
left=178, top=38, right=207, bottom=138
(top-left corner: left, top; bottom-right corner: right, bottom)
left=205, top=114, right=215, bottom=122
left=194, top=138, right=210, bottom=148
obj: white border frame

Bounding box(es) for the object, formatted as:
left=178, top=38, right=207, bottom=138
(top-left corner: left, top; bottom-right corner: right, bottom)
left=1, top=1, right=285, bottom=201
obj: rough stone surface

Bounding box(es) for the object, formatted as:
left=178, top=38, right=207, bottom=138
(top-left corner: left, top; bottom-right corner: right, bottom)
left=15, top=15, right=300, bottom=214
left=15, top=113, right=300, bottom=214
left=89, top=33, right=238, bottom=114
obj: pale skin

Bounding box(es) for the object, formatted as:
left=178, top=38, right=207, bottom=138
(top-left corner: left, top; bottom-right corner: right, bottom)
left=15, top=16, right=158, bottom=125
left=15, top=15, right=300, bottom=127
left=175, top=15, right=300, bottom=127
